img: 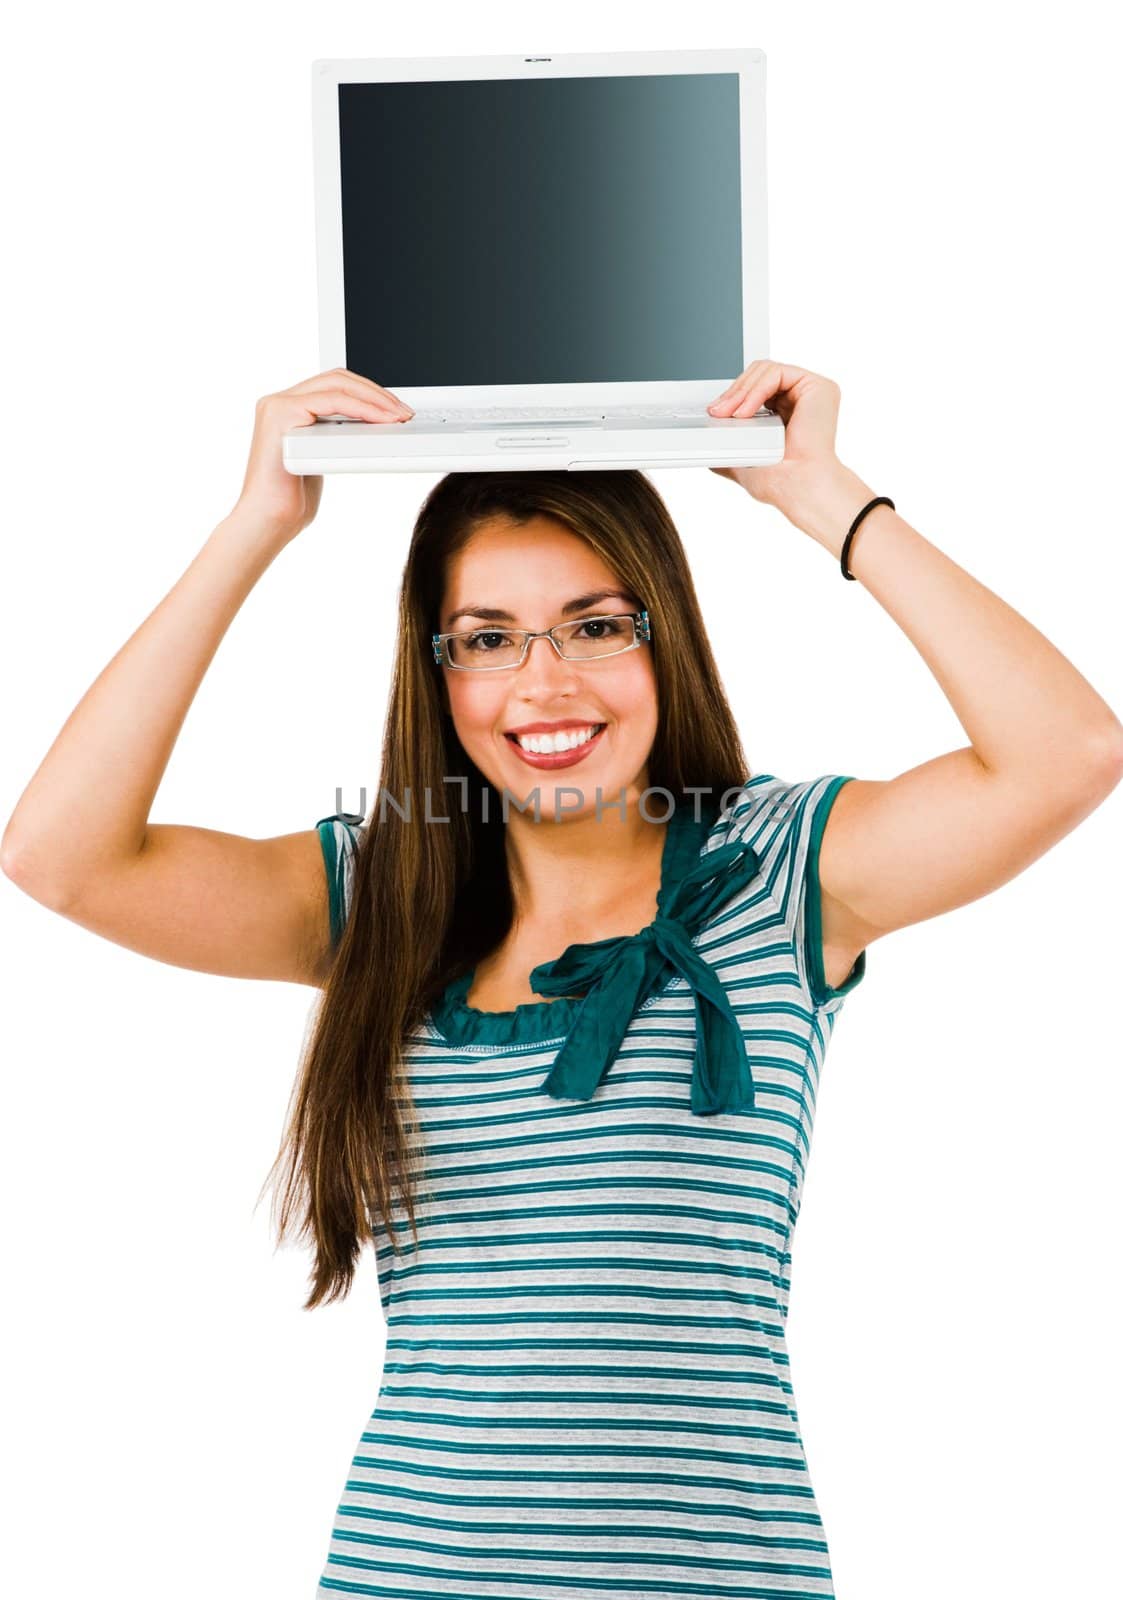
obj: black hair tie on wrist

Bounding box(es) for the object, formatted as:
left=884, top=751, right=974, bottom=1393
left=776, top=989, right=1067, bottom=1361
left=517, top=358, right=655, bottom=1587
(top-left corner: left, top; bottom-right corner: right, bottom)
left=840, top=496, right=895, bottom=580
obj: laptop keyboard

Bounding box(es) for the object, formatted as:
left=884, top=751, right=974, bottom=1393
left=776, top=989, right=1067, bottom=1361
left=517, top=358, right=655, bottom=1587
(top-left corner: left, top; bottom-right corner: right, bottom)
left=409, top=404, right=772, bottom=422
left=415, top=404, right=681, bottom=422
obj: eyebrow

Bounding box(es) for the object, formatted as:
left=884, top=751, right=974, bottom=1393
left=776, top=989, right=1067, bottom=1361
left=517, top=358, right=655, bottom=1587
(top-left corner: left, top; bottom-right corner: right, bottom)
left=444, top=588, right=640, bottom=629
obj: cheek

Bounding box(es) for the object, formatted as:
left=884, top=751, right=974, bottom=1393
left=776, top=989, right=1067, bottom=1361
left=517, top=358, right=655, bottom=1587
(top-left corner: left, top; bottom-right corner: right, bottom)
left=610, top=658, right=659, bottom=728
left=446, top=678, right=504, bottom=739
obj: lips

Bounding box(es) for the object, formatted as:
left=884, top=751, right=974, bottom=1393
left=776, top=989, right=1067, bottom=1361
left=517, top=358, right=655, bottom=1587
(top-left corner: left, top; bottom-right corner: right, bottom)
left=504, top=723, right=607, bottom=769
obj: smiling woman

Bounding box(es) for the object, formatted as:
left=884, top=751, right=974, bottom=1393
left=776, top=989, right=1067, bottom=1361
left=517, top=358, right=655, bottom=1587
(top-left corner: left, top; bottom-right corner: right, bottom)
left=5, top=362, right=1119, bottom=1600
left=299, top=448, right=875, bottom=1590
left=294, top=427, right=1120, bottom=1594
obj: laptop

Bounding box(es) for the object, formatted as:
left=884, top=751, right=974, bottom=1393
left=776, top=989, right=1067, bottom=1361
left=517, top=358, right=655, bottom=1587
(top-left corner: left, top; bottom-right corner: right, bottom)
left=282, top=48, right=786, bottom=476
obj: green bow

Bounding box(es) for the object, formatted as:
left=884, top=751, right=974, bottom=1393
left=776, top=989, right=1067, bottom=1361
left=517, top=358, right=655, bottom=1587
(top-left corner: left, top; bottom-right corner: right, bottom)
left=532, top=836, right=763, bottom=1116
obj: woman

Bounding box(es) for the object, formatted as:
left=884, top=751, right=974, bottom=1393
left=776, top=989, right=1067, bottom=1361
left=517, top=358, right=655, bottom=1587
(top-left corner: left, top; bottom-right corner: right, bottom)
left=4, top=361, right=1120, bottom=1597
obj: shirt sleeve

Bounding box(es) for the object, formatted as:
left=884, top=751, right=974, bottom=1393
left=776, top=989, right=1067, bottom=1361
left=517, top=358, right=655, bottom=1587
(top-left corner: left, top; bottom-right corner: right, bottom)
left=314, top=812, right=368, bottom=951
left=713, top=773, right=867, bottom=1012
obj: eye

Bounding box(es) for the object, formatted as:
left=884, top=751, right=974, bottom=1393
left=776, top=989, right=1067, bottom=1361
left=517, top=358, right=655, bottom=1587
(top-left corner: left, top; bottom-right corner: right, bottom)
left=573, top=615, right=626, bottom=640
left=464, top=629, right=516, bottom=652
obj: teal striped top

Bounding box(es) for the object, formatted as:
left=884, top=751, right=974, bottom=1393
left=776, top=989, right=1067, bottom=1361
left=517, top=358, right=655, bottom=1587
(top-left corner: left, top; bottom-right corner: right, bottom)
left=312, top=773, right=866, bottom=1598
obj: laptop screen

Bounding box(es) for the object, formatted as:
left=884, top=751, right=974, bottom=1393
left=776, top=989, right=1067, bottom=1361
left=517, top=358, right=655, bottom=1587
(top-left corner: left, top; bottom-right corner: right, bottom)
left=337, top=73, right=745, bottom=388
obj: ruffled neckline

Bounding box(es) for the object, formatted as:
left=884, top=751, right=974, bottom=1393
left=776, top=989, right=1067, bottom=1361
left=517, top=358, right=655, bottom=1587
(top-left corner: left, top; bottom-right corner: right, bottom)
left=427, top=801, right=718, bottom=1047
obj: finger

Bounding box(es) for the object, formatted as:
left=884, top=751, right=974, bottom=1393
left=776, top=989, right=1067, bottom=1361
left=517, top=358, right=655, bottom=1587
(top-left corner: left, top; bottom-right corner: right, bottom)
left=317, top=370, right=413, bottom=413
left=283, top=370, right=413, bottom=414
left=709, top=359, right=781, bottom=414
left=708, top=360, right=811, bottom=415
left=265, top=387, right=410, bottom=425
left=298, top=387, right=411, bottom=423
left=285, top=367, right=394, bottom=397
left=284, top=380, right=411, bottom=419
left=327, top=367, right=413, bottom=410
left=707, top=359, right=770, bottom=412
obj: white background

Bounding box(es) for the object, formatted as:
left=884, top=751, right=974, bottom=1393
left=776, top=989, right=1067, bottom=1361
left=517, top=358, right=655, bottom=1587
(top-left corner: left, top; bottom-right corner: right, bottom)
left=2, top=4, right=1120, bottom=1597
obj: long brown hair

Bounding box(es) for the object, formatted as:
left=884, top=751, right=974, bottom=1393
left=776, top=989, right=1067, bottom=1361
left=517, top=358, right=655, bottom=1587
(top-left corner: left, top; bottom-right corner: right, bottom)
left=262, top=470, right=752, bottom=1309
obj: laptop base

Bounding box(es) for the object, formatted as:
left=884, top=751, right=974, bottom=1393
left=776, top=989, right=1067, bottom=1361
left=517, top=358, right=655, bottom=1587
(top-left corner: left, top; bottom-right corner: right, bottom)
left=282, top=413, right=785, bottom=475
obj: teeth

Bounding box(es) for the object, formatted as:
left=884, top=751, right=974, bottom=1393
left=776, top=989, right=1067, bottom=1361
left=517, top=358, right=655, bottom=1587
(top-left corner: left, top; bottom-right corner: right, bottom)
left=514, top=724, right=601, bottom=754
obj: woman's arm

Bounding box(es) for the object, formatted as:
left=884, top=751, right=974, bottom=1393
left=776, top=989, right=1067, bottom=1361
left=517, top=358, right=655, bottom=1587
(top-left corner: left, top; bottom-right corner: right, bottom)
left=0, top=368, right=412, bottom=987
left=709, top=362, right=1123, bottom=962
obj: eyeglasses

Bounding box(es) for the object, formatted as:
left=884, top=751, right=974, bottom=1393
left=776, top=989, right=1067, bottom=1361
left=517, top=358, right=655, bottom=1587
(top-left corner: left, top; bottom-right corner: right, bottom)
left=432, top=610, right=651, bottom=670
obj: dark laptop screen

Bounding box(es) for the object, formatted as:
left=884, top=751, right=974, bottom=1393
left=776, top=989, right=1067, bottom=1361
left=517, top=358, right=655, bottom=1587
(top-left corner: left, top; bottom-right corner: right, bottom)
left=337, top=73, right=745, bottom=387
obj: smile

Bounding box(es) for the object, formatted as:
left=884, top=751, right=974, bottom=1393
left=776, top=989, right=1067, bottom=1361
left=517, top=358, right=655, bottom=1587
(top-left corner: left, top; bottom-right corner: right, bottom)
left=504, top=723, right=607, bottom=767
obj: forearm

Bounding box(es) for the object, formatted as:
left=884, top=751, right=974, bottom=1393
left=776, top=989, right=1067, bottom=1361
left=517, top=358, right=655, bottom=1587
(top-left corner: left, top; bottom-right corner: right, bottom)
left=779, top=462, right=1123, bottom=778
left=1, top=507, right=289, bottom=898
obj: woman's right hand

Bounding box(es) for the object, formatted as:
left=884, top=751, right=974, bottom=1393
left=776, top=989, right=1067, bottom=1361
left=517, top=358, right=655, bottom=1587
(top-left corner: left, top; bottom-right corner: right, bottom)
left=232, top=368, right=414, bottom=542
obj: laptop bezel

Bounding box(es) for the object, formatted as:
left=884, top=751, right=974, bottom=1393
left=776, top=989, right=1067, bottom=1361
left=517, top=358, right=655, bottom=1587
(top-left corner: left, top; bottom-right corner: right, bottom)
left=310, top=47, right=770, bottom=410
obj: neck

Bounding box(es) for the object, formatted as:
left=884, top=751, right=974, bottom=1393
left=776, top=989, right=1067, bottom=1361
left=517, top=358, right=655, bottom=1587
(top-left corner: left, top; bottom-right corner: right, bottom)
left=502, top=802, right=673, bottom=938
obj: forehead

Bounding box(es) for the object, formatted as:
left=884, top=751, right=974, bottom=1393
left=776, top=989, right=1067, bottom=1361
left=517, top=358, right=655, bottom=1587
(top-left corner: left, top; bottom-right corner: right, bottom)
left=440, top=515, right=634, bottom=629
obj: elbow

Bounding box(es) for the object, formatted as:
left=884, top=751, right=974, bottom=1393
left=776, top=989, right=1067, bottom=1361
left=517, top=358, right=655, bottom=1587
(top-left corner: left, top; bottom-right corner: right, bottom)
left=0, top=829, right=27, bottom=888
left=0, top=811, right=35, bottom=885
left=1087, top=720, right=1123, bottom=788
left=0, top=832, right=72, bottom=912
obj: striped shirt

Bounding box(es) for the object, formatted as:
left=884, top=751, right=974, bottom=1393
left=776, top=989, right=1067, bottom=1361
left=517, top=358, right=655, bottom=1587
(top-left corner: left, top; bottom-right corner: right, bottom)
left=312, top=772, right=866, bottom=1598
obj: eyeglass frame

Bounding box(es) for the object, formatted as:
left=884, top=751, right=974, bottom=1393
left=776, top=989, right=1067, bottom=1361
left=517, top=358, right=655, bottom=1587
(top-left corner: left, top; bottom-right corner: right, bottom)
left=432, top=609, right=652, bottom=670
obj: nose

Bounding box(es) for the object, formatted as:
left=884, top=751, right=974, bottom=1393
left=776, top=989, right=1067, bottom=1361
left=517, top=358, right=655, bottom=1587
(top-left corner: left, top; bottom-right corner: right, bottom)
left=517, top=631, right=582, bottom=688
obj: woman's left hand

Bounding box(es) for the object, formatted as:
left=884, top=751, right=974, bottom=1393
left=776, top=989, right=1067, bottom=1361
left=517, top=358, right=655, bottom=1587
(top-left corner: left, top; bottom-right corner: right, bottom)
left=707, top=360, right=849, bottom=514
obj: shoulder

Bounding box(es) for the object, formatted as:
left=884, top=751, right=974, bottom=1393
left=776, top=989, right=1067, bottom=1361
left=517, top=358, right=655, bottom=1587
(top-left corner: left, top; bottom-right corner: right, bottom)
left=706, top=772, right=852, bottom=870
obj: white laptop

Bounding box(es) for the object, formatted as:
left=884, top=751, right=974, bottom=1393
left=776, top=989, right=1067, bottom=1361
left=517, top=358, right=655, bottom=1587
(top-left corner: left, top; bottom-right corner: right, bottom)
left=282, top=47, right=786, bottom=476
